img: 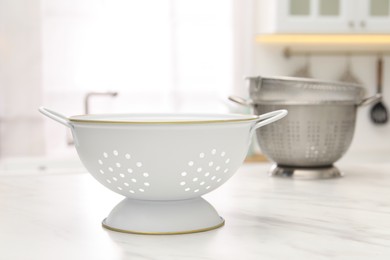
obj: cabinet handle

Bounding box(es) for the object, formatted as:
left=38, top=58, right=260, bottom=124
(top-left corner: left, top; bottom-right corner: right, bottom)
left=360, top=21, right=366, bottom=28
left=348, top=21, right=355, bottom=28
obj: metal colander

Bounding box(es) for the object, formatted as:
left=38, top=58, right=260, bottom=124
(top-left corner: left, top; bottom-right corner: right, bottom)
left=230, top=76, right=380, bottom=169
left=248, top=76, right=366, bottom=104
left=254, top=103, right=357, bottom=167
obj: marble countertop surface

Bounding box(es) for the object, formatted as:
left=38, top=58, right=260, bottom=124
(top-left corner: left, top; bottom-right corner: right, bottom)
left=1, top=160, right=390, bottom=260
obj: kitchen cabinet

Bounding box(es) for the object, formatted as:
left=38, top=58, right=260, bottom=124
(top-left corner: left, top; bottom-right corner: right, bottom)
left=257, top=0, right=390, bottom=33
left=360, top=0, right=390, bottom=32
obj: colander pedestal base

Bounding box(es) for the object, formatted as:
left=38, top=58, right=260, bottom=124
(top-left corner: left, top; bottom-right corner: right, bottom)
left=269, top=164, right=342, bottom=180
left=102, top=197, right=225, bottom=235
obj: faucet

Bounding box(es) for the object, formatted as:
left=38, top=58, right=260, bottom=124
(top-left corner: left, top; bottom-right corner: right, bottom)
left=84, top=91, right=118, bottom=114
left=67, top=91, right=118, bottom=145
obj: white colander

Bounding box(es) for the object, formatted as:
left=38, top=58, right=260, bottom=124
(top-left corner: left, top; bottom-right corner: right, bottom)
left=39, top=107, right=287, bottom=234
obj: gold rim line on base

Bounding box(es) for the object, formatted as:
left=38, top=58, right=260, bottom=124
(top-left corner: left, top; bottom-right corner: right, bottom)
left=101, top=217, right=225, bottom=235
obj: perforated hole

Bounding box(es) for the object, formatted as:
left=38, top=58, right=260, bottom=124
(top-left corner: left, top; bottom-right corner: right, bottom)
left=98, top=149, right=151, bottom=195
left=178, top=149, right=230, bottom=193
left=98, top=148, right=230, bottom=196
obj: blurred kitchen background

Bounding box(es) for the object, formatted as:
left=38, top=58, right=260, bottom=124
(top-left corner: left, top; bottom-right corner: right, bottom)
left=0, top=0, right=389, bottom=171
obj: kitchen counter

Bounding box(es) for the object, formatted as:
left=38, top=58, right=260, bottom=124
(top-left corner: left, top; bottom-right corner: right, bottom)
left=1, top=160, right=390, bottom=260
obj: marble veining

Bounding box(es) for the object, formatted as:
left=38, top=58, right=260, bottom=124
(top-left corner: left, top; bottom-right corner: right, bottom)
left=1, top=161, right=390, bottom=259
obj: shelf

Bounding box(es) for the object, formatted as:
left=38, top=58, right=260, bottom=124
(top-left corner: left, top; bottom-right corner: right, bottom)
left=256, top=34, right=390, bottom=45
left=283, top=47, right=390, bottom=58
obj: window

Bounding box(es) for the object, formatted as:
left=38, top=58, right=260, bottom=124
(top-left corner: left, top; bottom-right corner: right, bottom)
left=42, top=0, right=233, bottom=114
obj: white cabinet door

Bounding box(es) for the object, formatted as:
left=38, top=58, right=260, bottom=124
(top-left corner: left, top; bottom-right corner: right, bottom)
left=274, top=0, right=354, bottom=33
left=258, top=0, right=390, bottom=33
left=358, top=0, right=390, bottom=32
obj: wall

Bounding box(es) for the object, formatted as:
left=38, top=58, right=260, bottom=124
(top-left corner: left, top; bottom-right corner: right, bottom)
left=0, top=0, right=45, bottom=158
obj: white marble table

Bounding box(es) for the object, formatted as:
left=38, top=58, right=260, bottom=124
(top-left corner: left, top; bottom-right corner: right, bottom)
left=1, top=161, right=390, bottom=260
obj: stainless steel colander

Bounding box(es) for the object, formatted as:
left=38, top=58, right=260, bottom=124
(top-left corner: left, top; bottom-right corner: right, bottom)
left=253, top=103, right=360, bottom=167
left=230, top=76, right=381, bottom=179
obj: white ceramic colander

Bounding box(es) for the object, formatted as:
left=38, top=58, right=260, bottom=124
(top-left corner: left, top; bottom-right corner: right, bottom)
left=39, top=107, right=287, bottom=234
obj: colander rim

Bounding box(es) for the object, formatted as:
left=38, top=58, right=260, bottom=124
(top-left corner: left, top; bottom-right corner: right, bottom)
left=247, top=75, right=365, bottom=89
left=252, top=100, right=359, bottom=105
left=69, top=113, right=260, bottom=124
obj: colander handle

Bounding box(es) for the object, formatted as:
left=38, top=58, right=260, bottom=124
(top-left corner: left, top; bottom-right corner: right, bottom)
left=251, top=110, right=288, bottom=134
left=228, top=96, right=253, bottom=106
left=39, top=107, right=72, bottom=128
left=358, top=94, right=382, bottom=107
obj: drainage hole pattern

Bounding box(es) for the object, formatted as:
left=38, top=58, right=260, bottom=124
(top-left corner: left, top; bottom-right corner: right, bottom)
left=97, top=150, right=149, bottom=195
left=180, top=149, right=230, bottom=193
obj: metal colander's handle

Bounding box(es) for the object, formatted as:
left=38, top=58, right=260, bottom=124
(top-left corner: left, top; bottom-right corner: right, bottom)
left=228, top=96, right=253, bottom=106
left=39, top=107, right=72, bottom=128
left=358, top=94, right=382, bottom=107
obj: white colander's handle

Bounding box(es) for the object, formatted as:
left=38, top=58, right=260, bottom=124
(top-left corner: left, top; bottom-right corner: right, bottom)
left=251, top=109, right=288, bottom=134
left=39, top=107, right=72, bottom=128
